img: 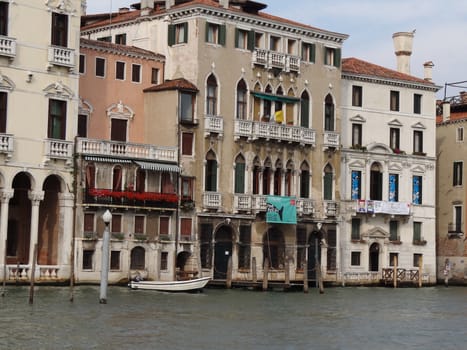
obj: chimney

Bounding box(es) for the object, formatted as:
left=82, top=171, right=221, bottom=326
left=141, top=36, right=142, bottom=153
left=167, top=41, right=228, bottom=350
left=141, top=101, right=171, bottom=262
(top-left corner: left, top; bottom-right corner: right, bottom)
left=81, top=0, right=87, bottom=16
left=165, top=0, right=175, bottom=10
left=442, top=102, right=450, bottom=122
left=392, top=30, right=415, bottom=75
left=119, top=7, right=130, bottom=14
left=141, top=0, right=154, bottom=16
left=219, top=0, right=230, bottom=8
left=423, top=61, right=434, bottom=82
left=460, top=91, right=467, bottom=104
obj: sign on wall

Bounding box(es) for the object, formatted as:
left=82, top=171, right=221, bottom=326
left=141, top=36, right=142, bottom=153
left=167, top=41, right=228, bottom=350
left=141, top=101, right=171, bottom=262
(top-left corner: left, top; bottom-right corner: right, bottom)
left=266, top=196, right=297, bottom=224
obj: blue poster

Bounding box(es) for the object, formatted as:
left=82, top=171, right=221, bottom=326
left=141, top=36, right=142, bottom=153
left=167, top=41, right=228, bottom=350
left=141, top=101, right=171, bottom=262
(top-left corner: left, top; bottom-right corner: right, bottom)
left=389, top=174, right=397, bottom=202
left=412, top=176, right=421, bottom=204
left=266, top=196, right=297, bottom=224
left=351, top=171, right=361, bottom=200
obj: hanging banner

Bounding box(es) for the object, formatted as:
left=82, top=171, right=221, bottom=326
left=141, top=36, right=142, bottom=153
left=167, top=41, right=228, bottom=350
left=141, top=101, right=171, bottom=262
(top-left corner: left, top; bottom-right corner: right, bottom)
left=266, top=196, right=297, bottom=224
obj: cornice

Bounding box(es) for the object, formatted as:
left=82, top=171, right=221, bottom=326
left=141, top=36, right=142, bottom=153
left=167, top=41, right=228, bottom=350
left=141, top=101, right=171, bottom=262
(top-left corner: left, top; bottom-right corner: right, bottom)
left=342, top=73, right=441, bottom=92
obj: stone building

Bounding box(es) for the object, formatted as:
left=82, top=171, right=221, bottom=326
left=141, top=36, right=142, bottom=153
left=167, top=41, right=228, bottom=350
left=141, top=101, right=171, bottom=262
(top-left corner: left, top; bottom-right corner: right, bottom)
left=81, top=0, right=348, bottom=284
left=0, top=0, right=82, bottom=282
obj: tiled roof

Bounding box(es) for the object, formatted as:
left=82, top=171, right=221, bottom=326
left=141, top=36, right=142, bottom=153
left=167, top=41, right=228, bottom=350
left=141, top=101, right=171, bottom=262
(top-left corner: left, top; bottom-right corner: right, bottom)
left=342, top=57, right=434, bottom=86
left=80, top=38, right=165, bottom=60
left=436, top=111, right=467, bottom=125
left=143, top=78, right=199, bottom=92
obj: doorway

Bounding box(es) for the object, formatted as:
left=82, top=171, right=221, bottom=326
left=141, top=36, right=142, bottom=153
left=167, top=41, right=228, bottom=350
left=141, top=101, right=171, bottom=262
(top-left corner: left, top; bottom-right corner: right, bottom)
left=214, top=226, right=233, bottom=279
left=369, top=243, right=380, bottom=272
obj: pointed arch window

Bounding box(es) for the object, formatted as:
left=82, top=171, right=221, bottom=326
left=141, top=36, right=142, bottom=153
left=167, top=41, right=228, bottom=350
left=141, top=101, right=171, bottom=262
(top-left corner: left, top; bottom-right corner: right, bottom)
left=300, top=91, right=310, bottom=128
left=205, top=151, right=217, bottom=192
left=300, top=162, right=310, bottom=198
left=206, top=74, right=217, bottom=116
left=234, top=154, right=246, bottom=194
left=236, top=80, right=247, bottom=120
left=273, top=160, right=282, bottom=196
left=253, top=83, right=261, bottom=121
left=324, top=94, right=335, bottom=131
left=323, top=164, right=333, bottom=200
left=252, top=157, right=261, bottom=195
left=263, top=158, right=272, bottom=195
left=285, top=162, right=293, bottom=197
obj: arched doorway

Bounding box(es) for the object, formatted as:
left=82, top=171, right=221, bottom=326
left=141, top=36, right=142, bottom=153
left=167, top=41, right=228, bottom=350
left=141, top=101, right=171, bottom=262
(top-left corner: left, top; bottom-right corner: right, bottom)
left=176, top=251, right=191, bottom=271
left=263, top=228, right=285, bottom=269
left=307, top=230, right=322, bottom=282
left=214, top=226, right=233, bottom=279
left=7, top=173, right=32, bottom=264
left=369, top=243, right=380, bottom=272
left=38, top=175, right=61, bottom=265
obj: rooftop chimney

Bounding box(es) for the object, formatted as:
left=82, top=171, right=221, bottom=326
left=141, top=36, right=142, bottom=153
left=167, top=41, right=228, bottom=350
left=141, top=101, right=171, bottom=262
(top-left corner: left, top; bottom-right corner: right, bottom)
left=141, top=0, right=154, bottom=16
left=165, top=0, right=175, bottom=10
left=442, top=102, right=450, bottom=122
left=423, top=61, right=434, bottom=82
left=392, top=30, right=415, bottom=75
left=460, top=91, right=467, bottom=104
left=219, top=0, right=230, bottom=8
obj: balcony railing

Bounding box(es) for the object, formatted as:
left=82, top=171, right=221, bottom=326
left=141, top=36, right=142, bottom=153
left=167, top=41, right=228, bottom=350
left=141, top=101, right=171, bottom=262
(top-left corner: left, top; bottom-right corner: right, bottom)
left=203, top=192, right=222, bottom=210
left=297, top=198, right=314, bottom=216
left=324, top=131, right=340, bottom=148
left=204, top=115, right=224, bottom=137
left=48, top=46, right=75, bottom=68
left=234, top=194, right=252, bottom=212
left=77, top=138, right=177, bottom=162
left=85, top=188, right=178, bottom=209
left=252, top=49, right=301, bottom=73
left=0, top=36, right=16, bottom=58
left=44, top=139, right=73, bottom=164
left=234, top=120, right=315, bottom=146
left=0, top=133, right=13, bottom=157
left=324, top=200, right=338, bottom=217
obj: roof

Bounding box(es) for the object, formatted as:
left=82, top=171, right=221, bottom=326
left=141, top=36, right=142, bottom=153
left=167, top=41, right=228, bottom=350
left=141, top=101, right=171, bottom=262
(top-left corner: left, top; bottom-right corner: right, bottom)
left=143, top=78, right=199, bottom=92
left=436, top=111, right=467, bottom=125
left=342, top=57, right=434, bottom=86
left=80, top=38, right=165, bottom=61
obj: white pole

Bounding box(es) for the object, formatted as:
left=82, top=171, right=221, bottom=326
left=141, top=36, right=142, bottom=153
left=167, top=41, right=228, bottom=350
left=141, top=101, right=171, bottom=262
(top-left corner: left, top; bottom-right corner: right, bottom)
left=99, top=210, right=112, bottom=304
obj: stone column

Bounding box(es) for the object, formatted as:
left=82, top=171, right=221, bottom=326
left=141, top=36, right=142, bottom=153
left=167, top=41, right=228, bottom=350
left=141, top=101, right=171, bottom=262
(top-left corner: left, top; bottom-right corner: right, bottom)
left=28, top=191, right=44, bottom=266
left=0, top=190, right=14, bottom=279
left=59, top=193, right=74, bottom=266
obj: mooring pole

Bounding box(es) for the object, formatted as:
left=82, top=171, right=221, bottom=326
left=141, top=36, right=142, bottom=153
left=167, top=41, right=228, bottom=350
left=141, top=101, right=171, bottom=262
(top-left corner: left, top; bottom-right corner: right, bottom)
left=226, top=255, right=232, bottom=289
left=303, top=261, right=308, bottom=293
left=262, top=258, right=269, bottom=291
left=99, top=210, right=112, bottom=304
left=393, top=255, right=398, bottom=288
left=29, top=244, right=37, bottom=304
left=418, top=255, right=423, bottom=288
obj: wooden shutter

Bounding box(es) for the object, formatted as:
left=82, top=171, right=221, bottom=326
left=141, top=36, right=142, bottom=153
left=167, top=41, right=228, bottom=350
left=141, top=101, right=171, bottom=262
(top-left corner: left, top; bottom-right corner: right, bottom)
left=111, top=118, right=127, bottom=142
left=84, top=213, right=94, bottom=232
left=183, top=22, right=188, bottom=43
left=134, top=216, right=145, bottom=234
left=219, top=24, right=226, bottom=46
left=159, top=217, right=169, bottom=235
left=334, top=48, right=341, bottom=67
left=234, top=28, right=239, bottom=48
left=310, top=44, right=316, bottom=63
left=111, top=215, right=122, bottom=233
left=182, top=132, right=193, bottom=155
left=324, top=172, right=333, bottom=200
left=235, top=162, right=245, bottom=194
left=168, top=24, right=175, bottom=46
left=247, top=30, right=255, bottom=51
left=181, top=218, right=192, bottom=237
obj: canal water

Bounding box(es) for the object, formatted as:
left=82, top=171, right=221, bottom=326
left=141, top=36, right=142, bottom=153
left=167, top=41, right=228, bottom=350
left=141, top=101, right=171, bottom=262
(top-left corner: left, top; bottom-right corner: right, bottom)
left=0, top=285, right=466, bottom=350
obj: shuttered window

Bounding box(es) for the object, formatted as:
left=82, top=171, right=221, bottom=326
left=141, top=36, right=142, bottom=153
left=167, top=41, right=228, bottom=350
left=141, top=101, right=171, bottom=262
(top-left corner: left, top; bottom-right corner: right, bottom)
left=180, top=218, right=192, bottom=237
left=134, top=216, right=145, bottom=234
left=159, top=217, right=169, bottom=235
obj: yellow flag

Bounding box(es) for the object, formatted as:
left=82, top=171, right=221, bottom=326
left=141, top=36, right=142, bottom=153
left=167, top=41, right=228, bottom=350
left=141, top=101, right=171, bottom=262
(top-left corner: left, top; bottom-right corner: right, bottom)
left=274, top=110, right=284, bottom=123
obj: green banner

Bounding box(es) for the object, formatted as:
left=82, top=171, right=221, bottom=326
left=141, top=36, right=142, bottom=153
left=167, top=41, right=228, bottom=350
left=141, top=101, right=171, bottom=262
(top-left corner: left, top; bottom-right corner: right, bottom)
left=266, top=196, right=297, bottom=224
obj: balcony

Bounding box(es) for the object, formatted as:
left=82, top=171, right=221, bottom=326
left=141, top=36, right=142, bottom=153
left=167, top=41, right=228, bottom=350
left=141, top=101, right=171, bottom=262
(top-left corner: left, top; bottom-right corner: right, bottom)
left=204, top=115, right=224, bottom=137
left=0, top=133, right=13, bottom=159
left=324, top=200, right=338, bottom=217
left=297, top=198, right=314, bottom=216
left=234, top=120, right=315, bottom=146
left=234, top=194, right=252, bottom=213
left=85, top=188, right=178, bottom=209
left=76, top=138, right=177, bottom=162
left=323, top=131, right=340, bottom=149
left=44, top=139, right=73, bottom=165
left=203, top=192, right=222, bottom=210
left=252, top=49, right=301, bottom=73
left=355, top=200, right=411, bottom=216
left=0, top=36, right=16, bottom=58
left=48, top=45, right=75, bottom=68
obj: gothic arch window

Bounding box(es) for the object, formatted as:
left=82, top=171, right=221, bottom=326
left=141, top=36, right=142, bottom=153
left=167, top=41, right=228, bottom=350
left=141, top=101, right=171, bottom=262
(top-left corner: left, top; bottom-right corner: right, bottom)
left=262, top=84, right=273, bottom=121
left=323, top=164, right=333, bottom=200
left=285, top=160, right=294, bottom=197
left=253, top=82, right=262, bottom=121
left=300, top=161, right=310, bottom=198
left=300, top=90, right=310, bottom=128
left=252, top=156, right=261, bottom=195
left=205, top=150, right=218, bottom=192
left=285, top=88, right=295, bottom=125
left=273, top=159, right=282, bottom=196
left=234, top=154, right=246, bottom=194
left=236, top=79, right=247, bottom=120
left=324, top=93, right=335, bottom=131
left=206, top=74, right=218, bottom=116
left=263, top=157, right=272, bottom=195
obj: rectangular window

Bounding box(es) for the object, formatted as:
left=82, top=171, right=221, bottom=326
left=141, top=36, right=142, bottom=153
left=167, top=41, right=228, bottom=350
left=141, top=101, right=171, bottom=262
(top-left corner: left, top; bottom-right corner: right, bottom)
left=97, top=36, right=111, bottom=42
left=200, top=224, right=213, bottom=269
left=182, top=132, right=193, bottom=156
left=115, top=61, right=125, bottom=80
left=454, top=205, right=462, bottom=233
left=115, top=33, right=126, bottom=45
left=254, top=32, right=264, bottom=49
left=453, top=161, right=463, bottom=186
left=413, top=130, right=424, bottom=154
left=84, top=213, right=95, bottom=233
left=300, top=169, right=310, bottom=198
left=352, top=123, right=362, bottom=147
left=0, top=2, right=8, bottom=36
left=389, top=252, right=399, bottom=267
left=301, top=42, right=315, bottom=63
left=110, top=251, right=120, bottom=270
left=413, top=253, right=422, bottom=268
left=351, top=170, right=361, bottom=200
left=181, top=177, right=194, bottom=201
left=413, top=221, right=422, bottom=242
left=82, top=250, right=94, bottom=270
left=269, top=35, right=280, bottom=51
left=326, top=229, right=337, bottom=271
left=352, top=86, right=362, bottom=107
left=51, top=12, right=68, bottom=47
left=179, top=92, right=195, bottom=122
left=95, top=57, right=106, bottom=77
left=151, top=68, right=159, bottom=84
left=132, top=64, right=141, bottom=83
left=351, top=218, right=361, bottom=240
left=160, top=252, right=168, bottom=270
left=111, top=214, right=122, bottom=234
left=110, top=118, right=127, bottom=142
left=134, top=215, right=145, bottom=234
left=390, top=128, right=400, bottom=150
left=287, top=39, right=297, bottom=55
left=413, top=94, right=422, bottom=114
left=412, top=175, right=423, bottom=204
left=159, top=217, right=169, bottom=236
left=206, top=22, right=225, bottom=45
left=324, top=47, right=341, bottom=67
left=79, top=54, right=86, bottom=74
left=180, top=218, right=192, bottom=239
left=351, top=252, right=361, bottom=266
left=389, top=220, right=398, bottom=241
left=457, top=127, right=464, bottom=142
left=48, top=99, right=66, bottom=139
left=389, top=174, right=399, bottom=202
left=235, top=28, right=249, bottom=50
left=239, top=225, right=251, bottom=269
left=323, top=171, right=333, bottom=200
left=390, top=91, right=400, bottom=111
left=0, top=91, right=7, bottom=133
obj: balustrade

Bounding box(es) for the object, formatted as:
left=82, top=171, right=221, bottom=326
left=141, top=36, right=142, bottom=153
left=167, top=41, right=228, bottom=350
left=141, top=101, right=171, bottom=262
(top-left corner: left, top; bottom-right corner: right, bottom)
left=0, top=36, right=16, bottom=58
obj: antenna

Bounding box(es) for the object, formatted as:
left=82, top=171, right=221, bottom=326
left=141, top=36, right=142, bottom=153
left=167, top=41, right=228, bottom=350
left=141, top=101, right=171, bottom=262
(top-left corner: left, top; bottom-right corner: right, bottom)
left=109, top=0, right=113, bottom=37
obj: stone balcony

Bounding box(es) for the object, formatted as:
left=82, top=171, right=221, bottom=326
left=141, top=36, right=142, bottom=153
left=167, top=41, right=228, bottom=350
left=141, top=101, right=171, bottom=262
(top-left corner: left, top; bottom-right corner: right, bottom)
left=48, top=45, right=75, bottom=68
left=253, top=49, right=300, bottom=73
left=324, top=131, right=340, bottom=149
left=0, top=36, right=16, bottom=58
left=203, top=191, right=222, bottom=211
left=204, top=115, right=224, bottom=137
left=44, top=139, right=73, bottom=165
left=234, top=194, right=314, bottom=216
left=0, top=133, right=13, bottom=159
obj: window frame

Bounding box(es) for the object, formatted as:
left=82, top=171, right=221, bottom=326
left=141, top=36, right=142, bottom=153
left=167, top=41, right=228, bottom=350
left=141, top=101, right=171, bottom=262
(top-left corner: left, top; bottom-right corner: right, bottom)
left=51, top=12, right=68, bottom=47
left=95, top=57, right=106, bottom=78
left=390, top=90, right=400, bottom=112
left=413, top=130, right=424, bottom=154
left=457, top=127, right=464, bottom=142
left=453, top=161, right=463, bottom=186
left=115, top=33, right=126, bottom=45
left=0, top=91, right=7, bottom=134
left=115, top=61, right=126, bottom=81
left=389, top=127, right=400, bottom=150
left=131, top=64, right=141, bottom=83
left=181, top=132, right=194, bottom=156
left=351, top=123, right=362, bottom=147
left=0, top=2, right=8, bottom=36
left=179, top=91, right=195, bottom=123
left=412, top=175, right=423, bottom=205
left=352, top=85, right=363, bottom=107
left=79, top=54, right=86, bottom=75
left=301, top=42, right=315, bottom=63
left=48, top=99, right=67, bottom=140
left=151, top=68, right=159, bottom=84
left=351, top=251, right=361, bottom=266
left=413, top=93, right=422, bottom=114
left=351, top=218, right=361, bottom=240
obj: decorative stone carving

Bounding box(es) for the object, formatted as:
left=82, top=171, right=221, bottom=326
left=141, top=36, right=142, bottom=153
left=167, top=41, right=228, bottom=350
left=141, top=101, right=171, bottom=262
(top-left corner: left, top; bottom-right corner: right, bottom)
left=43, top=81, right=74, bottom=100
left=45, top=0, right=77, bottom=15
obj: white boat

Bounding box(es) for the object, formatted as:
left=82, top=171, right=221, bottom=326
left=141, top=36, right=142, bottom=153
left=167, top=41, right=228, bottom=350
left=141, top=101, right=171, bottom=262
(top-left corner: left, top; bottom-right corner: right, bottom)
left=129, top=276, right=211, bottom=292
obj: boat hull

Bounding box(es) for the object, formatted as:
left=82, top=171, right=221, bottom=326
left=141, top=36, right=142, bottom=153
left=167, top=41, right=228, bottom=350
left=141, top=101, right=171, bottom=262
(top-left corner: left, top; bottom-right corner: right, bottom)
left=129, top=276, right=211, bottom=292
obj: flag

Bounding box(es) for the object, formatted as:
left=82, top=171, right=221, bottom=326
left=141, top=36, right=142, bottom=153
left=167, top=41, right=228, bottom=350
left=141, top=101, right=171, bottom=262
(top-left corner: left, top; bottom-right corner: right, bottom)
left=274, top=110, right=284, bottom=123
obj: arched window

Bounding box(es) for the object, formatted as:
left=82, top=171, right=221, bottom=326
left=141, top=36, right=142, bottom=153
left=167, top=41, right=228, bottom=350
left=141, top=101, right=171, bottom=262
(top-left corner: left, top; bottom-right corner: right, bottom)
left=262, top=85, right=273, bottom=121
left=252, top=157, right=261, bottom=195
left=273, top=159, right=282, bottom=196
left=206, top=74, right=217, bottom=116
left=135, top=168, right=146, bottom=192
left=285, top=160, right=294, bottom=197
left=323, top=164, right=333, bottom=200
left=234, top=154, right=246, bottom=194
left=130, top=246, right=145, bottom=270
left=370, top=162, right=383, bottom=200
left=236, top=80, right=247, bottom=120
left=300, top=91, right=310, bottom=128
left=324, top=94, right=334, bottom=131
left=253, top=83, right=261, bottom=121
left=275, top=86, right=284, bottom=121
left=86, top=163, right=96, bottom=190
left=263, top=158, right=272, bottom=195
left=205, top=151, right=217, bottom=191
left=285, top=88, right=294, bottom=125
left=112, top=166, right=122, bottom=191
left=300, top=162, right=310, bottom=198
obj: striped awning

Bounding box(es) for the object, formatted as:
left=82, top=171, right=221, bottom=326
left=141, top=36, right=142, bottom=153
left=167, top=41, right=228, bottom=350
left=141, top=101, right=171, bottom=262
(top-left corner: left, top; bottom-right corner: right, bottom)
left=84, top=156, right=132, bottom=164
left=134, top=160, right=180, bottom=173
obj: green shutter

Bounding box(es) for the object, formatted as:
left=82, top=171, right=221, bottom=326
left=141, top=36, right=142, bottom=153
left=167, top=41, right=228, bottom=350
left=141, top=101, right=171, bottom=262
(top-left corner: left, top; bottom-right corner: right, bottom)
left=235, top=162, right=245, bottom=193
left=413, top=222, right=421, bottom=241
left=235, top=28, right=239, bottom=48
left=168, top=24, right=175, bottom=46
left=211, top=161, right=217, bottom=191
left=300, top=98, right=309, bottom=128
left=351, top=219, right=360, bottom=240
left=183, top=22, right=188, bottom=43
left=324, top=172, right=333, bottom=200
left=205, top=22, right=210, bottom=42
left=248, top=30, right=255, bottom=51
left=219, top=24, right=226, bottom=46
left=310, top=43, right=315, bottom=63
left=334, top=48, right=341, bottom=67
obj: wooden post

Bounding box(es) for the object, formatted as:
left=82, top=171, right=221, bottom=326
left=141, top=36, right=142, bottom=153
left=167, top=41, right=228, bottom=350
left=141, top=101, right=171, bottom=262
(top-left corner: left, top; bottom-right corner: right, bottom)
left=262, top=258, right=269, bottom=291
left=284, top=258, right=290, bottom=291
left=29, top=244, right=37, bottom=305
left=226, top=255, right=232, bottom=289
left=316, top=262, right=324, bottom=294
left=15, top=261, right=19, bottom=285
left=252, top=257, right=257, bottom=283
left=303, top=261, right=308, bottom=293
left=418, top=255, right=423, bottom=288
left=393, top=255, right=398, bottom=288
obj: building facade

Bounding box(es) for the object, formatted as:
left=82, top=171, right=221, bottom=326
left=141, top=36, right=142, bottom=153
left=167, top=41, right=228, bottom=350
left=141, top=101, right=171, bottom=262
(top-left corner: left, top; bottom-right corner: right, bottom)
left=0, top=0, right=82, bottom=282
left=81, top=0, right=348, bottom=284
